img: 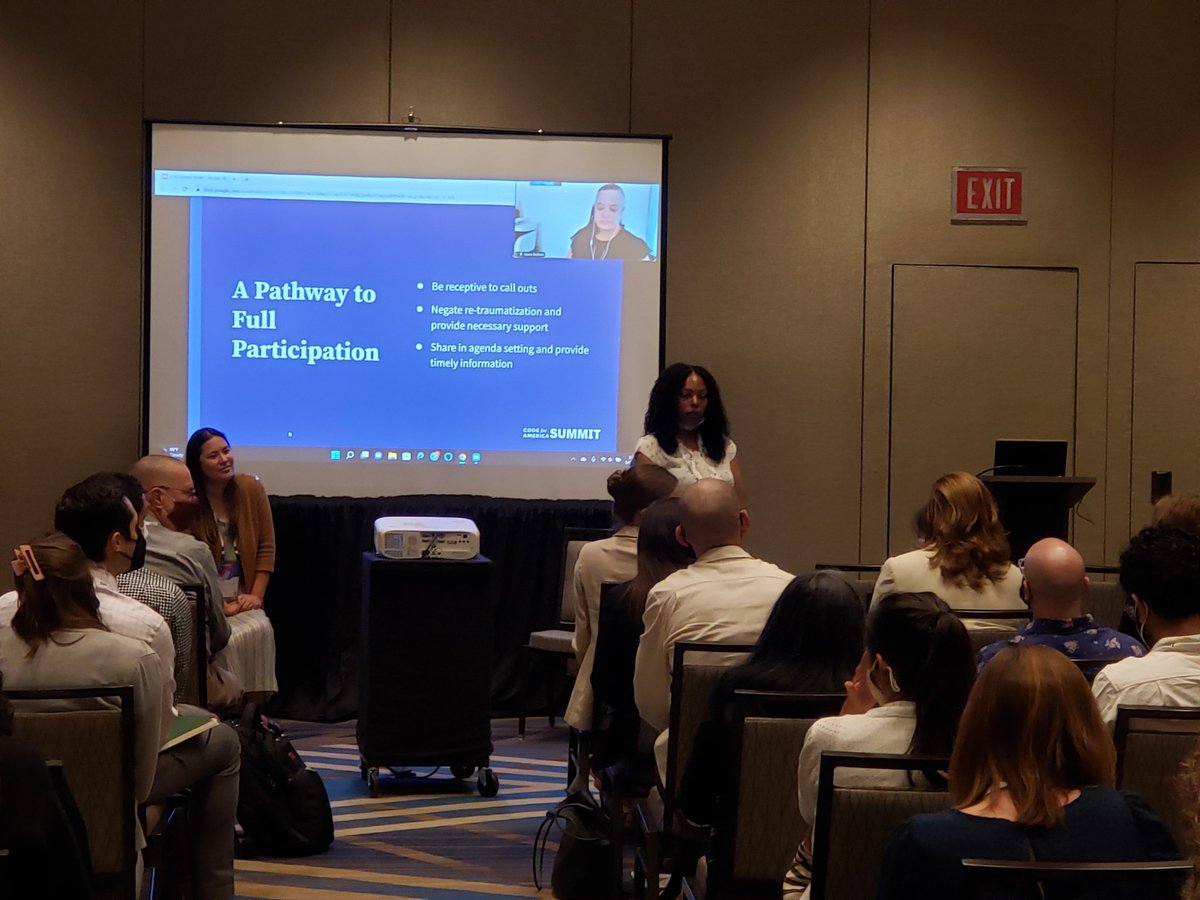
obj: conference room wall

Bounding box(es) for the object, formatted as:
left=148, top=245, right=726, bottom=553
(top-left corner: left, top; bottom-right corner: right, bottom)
left=0, top=3, right=144, bottom=566
left=3, top=1, right=1198, bottom=571
left=629, top=0, right=871, bottom=574
left=1110, top=1, right=1200, bottom=548
left=861, top=0, right=1117, bottom=566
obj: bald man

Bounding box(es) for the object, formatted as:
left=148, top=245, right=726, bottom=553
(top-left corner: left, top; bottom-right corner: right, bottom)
left=633, top=479, right=792, bottom=778
left=977, top=537, right=1143, bottom=676
left=134, top=455, right=231, bottom=653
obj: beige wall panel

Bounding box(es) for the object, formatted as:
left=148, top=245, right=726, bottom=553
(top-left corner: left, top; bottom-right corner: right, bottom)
left=1111, top=3, right=1200, bottom=548
left=390, top=1, right=630, bottom=132
left=144, top=0, right=391, bottom=123
left=0, top=4, right=144, bottom=558
left=1130, top=264, right=1200, bottom=528
left=888, top=266, right=1078, bottom=556
left=864, top=0, right=1115, bottom=563
left=630, top=0, right=869, bottom=572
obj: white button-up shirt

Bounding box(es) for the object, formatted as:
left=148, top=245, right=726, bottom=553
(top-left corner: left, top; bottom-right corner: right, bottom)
left=634, top=545, right=792, bottom=775
left=1092, top=633, right=1200, bottom=725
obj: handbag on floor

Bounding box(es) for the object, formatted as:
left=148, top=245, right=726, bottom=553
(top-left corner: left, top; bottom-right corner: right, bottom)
left=533, top=783, right=616, bottom=900
left=233, top=703, right=334, bottom=856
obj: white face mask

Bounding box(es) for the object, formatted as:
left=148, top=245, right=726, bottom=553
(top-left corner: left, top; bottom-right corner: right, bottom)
left=1133, top=600, right=1149, bottom=646
left=678, top=415, right=705, bottom=432
left=867, top=657, right=902, bottom=705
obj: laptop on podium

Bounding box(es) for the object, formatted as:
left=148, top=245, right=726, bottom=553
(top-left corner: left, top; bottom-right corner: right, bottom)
left=993, top=439, right=1068, bottom=477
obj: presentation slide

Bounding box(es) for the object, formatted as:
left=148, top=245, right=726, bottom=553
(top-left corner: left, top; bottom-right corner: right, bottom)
left=147, top=125, right=665, bottom=499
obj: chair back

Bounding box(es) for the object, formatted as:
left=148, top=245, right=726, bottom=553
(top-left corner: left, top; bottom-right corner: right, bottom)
left=557, top=527, right=613, bottom=624
left=1114, top=705, right=1200, bottom=857
left=8, top=685, right=136, bottom=900
left=809, top=752, right=950, bottom=900
left=664, top=641, right=754, bottom=824
left=1084, top=579, right=1127, bottom=631
left=961, top=858, right=1193, bottom=896
left=178, top=582, right=208, bottom=707
left=708, top=690, right=845, bottom=893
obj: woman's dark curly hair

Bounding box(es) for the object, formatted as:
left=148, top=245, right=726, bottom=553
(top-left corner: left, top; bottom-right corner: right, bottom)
left=642, top=362, right=730, bottom=462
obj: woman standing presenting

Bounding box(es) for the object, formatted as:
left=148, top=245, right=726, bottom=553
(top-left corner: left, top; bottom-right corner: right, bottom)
left=187, top=426, right=278, bottom=703
left=633, top=363, right=745, bottom=504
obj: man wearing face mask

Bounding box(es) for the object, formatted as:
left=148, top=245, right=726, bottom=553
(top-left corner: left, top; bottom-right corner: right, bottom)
left=1093, top=525, right=1200, bottom=725
left=976, top=537, right=1145, bottom=679
left=134, top=454, right=231, bottom=655
left=109, top=473, right=196, bottom=700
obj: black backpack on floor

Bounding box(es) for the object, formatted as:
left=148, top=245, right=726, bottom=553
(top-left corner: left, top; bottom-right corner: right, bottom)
left=234, top=704, right=334, bottom=856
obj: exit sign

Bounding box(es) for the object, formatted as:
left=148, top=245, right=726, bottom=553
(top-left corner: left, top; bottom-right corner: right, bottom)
left=951, top=167, right=1025, bottom=224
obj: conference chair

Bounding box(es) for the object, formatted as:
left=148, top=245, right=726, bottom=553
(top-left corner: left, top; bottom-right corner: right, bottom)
left=1082, top=578, right=1127, bottom=632
left=1114, top=704, right=1200, bottom=857
left=949, top=608, right=1029, bottom=654
left=808, top=752, right=951, bottom=900
left=700, top=689, right=844, bottom=899
left=814, top=564, right=878, bottom=609
left=633, top=641, right=754, bottom=900
left=8, top=685, right=137, bottom=900
left=960, top=858, right=1193, bottom=896
left=519, top=526, right=612, bottom=737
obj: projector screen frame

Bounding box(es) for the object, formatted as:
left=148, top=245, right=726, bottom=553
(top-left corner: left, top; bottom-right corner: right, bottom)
left=141, top=119, right=670, bottom=500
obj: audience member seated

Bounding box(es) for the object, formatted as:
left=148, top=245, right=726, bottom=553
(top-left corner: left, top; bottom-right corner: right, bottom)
left=633, top=362, right=746, bottom=504
left=2, top=534, right=241, bottom=900
left=784, top=592, right=974, bottom=897
left=186, top=428, right=279, bottom=705
left=677, top=571, right=865, bottom=828
left=1153, top=492, right=1200, bottom=534
left=590, top=496, right=692, bottom=770
left=634, top=479, right=793, bottom=780
left=977, top=537, right=1144, bottom=677
left=871, top=471, right=1022, bottom=624
left=878, top=645, right=1179, bottom=900
left=134, top=454, right=231, bottom=657
left=0, top=473, right=178, bottom=734
left=110, top=473, right=195, bottom=701
left=1093, top=525, right=1200, bottom=725
left=0, top=672, right=92, bottom=898
left=565, top=464, right=677, bottom=734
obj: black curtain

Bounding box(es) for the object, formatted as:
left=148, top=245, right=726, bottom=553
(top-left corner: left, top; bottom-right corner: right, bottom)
left=265, top=494, right=611, bottom=721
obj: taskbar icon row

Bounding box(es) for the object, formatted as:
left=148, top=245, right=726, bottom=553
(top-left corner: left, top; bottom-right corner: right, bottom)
left=329, top=449, right=482, bottom=464
left=570, top=455, right=634, bottom=465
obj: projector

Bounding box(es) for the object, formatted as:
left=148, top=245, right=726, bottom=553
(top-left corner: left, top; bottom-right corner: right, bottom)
left=373, top=516, right=480, bottom=560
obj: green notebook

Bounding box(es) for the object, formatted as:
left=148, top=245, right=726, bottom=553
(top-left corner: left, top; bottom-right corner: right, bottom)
left=162, top=713, right=219, bottom=752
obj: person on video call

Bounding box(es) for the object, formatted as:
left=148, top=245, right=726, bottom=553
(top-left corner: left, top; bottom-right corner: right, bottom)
left=567, top=183, right=652, bottom=261
left=633, top=362, right=746, bottom=504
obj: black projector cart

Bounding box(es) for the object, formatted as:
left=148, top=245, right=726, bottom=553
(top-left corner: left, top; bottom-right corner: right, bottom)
left=357, top=552, right=498, bottom=797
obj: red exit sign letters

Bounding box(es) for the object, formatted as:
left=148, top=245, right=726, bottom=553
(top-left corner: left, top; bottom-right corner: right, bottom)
left=951, top=167, right=1025, bottom=224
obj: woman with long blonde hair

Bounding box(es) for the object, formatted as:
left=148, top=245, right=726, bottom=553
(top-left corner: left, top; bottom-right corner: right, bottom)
left=870, top=471, right=1022, bottom=617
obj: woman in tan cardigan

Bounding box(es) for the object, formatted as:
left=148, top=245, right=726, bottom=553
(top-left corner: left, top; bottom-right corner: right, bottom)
left=187, top=426, right=278, bottom=702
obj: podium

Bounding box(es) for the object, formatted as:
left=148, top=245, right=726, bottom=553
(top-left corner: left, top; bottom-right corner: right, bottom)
left=980, top=475, right=1096, bottom=561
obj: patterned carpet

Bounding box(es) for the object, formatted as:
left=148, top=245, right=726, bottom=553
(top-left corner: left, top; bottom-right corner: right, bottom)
left=234, top=717, right=569, bottom=899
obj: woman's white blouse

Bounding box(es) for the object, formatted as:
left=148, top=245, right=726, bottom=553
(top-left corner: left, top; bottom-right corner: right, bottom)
left=634, top=433, right=737, bottom=487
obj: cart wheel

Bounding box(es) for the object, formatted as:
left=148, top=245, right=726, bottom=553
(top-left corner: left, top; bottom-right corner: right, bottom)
left=450, top=765, right=475, bottom=779
left=368, top=767, right=381, bottom=798
left=477, top=767, right=499, bottom=797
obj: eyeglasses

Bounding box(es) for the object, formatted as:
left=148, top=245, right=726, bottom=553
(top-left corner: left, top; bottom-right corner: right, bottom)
left=153, top=484, right=197, bottom=499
